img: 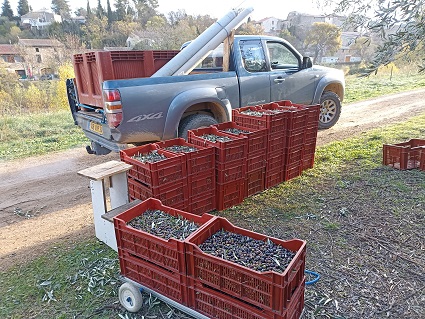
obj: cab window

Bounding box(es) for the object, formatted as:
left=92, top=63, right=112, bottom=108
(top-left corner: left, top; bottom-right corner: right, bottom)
left=266, top=42, right=299, bottom=71
left=239, top=40, right=267, bottom=73
left=194, top=44, right=224, bottom=70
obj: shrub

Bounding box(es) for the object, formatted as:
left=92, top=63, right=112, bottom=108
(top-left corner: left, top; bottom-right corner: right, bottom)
left=54, top=62, right=75, bottom=110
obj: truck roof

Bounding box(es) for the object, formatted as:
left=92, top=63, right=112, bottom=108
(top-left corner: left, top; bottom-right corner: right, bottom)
left=181, top=34, right=291, bottom=50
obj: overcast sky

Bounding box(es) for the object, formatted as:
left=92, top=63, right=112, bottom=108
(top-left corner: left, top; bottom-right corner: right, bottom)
left=9, top=0, right=328, bottom=20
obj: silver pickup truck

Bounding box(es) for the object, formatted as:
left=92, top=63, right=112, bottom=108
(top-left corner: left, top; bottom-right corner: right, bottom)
left=67, top=35, right=345, bottom=155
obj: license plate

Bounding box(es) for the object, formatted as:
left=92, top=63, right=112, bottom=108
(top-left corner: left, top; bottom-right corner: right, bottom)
left=89, top=121, right=103, bottom=134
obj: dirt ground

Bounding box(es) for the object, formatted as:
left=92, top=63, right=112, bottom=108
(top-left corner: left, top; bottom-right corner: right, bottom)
left=1, top=88, right=424, bottom=270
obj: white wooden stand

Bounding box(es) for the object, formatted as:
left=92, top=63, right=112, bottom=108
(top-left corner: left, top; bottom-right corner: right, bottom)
left=78, top=160, right=133, bottom=251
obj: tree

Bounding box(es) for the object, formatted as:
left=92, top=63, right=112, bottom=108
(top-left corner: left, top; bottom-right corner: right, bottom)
left=114, top=0, right=127, bottom=21
left=86, top=0, right=92, bottom=17
left=96, top=0, right=104, bottom=19
left=236, top=21, right=264, bottom=35
left=133, top=0, right=158, bottom=26
left=106, top=0, right=113, bottom=24
left=1, top=0, right=14, bottom=19
left=304, top=22, right=341, bottom=63
left=17, top=0, right=29, bottom=16
left=81, top=15, right=108, bottom=48
left=75, top=7, right=87, bottom=17
left=330, top=0, right=425, bottom=72
left=349, top=36, right=376, bottom=63
left=51, top=0, right=70, bottom=19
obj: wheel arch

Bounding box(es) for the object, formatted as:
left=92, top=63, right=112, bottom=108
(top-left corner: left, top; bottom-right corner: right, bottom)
left=313, top=79, right=345, bottom=104
left=162, top=88, right=232, bottom=140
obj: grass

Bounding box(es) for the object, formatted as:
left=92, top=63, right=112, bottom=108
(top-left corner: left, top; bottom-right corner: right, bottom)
left=0, top=110, right=87, bottom=161
left=1, top=113, right=424, bottom=318
left=344, top=71, right=425, bottom=103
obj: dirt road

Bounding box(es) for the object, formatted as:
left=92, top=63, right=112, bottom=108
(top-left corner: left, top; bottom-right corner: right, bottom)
left=1, top=88, right=424, bottom=269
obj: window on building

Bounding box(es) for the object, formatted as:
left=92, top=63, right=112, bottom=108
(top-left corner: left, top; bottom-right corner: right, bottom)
left=35, top=48, right=39, bottom=52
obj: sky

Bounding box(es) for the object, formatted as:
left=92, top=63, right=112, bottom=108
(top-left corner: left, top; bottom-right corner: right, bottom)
left=9, top=0, right=328, bottom=21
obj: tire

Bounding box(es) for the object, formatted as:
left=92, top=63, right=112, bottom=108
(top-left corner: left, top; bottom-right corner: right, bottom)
left=87, top=141, right=112, bottom=155
left=178, top=114, right=218, bottom=140
left=318, top=91, right=342, bottom=129
left=118, top=282, right=143, bottom=313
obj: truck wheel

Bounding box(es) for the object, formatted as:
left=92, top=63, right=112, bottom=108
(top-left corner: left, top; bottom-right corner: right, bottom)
left=86, top=141, right=112, bottom=155
left=318, top=91, right=341, bottom=129
left=178, top=114, right=218, bottom=140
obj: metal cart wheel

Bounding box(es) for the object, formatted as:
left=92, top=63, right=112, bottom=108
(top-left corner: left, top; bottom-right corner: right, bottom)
left=119, top=282, right=144, bottom=312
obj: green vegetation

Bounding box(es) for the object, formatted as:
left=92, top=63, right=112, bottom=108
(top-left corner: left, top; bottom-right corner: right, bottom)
left=344, top=70, right=425, bottom=103
left=1, top=113, right=424, bottom=318
left=0, top=110, right=87, bottom=161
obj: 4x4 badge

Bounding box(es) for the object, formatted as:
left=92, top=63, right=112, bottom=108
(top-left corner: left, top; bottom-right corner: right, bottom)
left=127, top=112, right=163, bottom=122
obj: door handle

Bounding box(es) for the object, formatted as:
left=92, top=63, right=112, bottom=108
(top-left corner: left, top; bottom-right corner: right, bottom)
left=274, top=78, right=285, bottom=83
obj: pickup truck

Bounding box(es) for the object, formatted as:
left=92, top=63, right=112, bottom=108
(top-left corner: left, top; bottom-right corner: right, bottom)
left=67, top=35, right=345, bottom=155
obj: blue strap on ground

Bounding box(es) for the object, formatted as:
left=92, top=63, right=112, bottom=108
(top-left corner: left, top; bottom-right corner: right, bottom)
left=305, top=270, right=320, bottom=286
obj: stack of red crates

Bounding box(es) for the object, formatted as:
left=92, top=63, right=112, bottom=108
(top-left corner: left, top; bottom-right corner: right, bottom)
left=155, top=138, right=216, bottom=215
left=113, top=198, right=215, bottom=306
left=113, top=199, right=307, bottom=319
left=232, top=104, right=287, bottom=188
left=301, top=104, right=320, bottom=170
left=213, top=122, right=268, bottom=198
left=188, top=126, right=248, bottom=211
left=184, top=217, right=306, bottom=319
left=271, top=101, right=320, bottom=180
left=119, top=144, right=188, bottom=211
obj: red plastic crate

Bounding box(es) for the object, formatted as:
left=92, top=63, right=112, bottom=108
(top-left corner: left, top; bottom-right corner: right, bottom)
left=216, top=160, right=246, bottom=184
left=302, top=141, right=317, bottom=170
left=283, top=163, right=303, bottom=181
left=383, top=139, right=425, bottom=170
left=189, top=191, right=217, bottom=216
left=285, top=130, right=306, bottom=150
left=265, top=167, right=284, bottom=189
left=285, top=146, right=303, bottom=166
left=270, top=100, right=311, bottom=131
left=245, top=168, right=265, bottom=197
left=420, top=148, right=425, bottom=171
left=268, top=134, right=286, bottom=153
left=304, top=125, right=318, bottom=143
left=247, top=152, right=267, bottom=172
left=232, top=106, right=286, bottom=135
left=118, top=249, right=190, bottom=305
left=185, top=217, right=306, bottom=314
left=127, top=177, right=188, bottom=210
left=113, top=198, right=215, bottom=274
left=155, top=138, right=215, bottom=175
left=188, top=126, right=248, bottom=163
left=303, top=104, right=320, bottom=126
left=214, top=122, right=268, bottom=155
left=216, top=180, right=245, bottom=211
left=120, top=144, right=186, bottom=187
left=187, top=279, right=305, bottom=319
left=187, top=169, right=216, bottom=198
left=266, top=151, right=285, bottom=172
left=73, top=50, right=179, bottom=107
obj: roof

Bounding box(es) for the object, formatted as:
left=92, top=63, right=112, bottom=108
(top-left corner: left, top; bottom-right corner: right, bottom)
left=256, top=17, right=279, bottom=23
left=21, top=11, right=54, bottom=19
left=18, top=38, right=64, bottom=47
left=0, top=44, right=19, bottom=54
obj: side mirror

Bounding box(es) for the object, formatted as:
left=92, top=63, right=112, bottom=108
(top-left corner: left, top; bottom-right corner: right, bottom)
left=302, top=56, right=313, bottom=69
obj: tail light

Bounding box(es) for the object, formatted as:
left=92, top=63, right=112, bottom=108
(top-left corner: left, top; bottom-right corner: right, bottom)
left=103, top=89, right=123, bottom=128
